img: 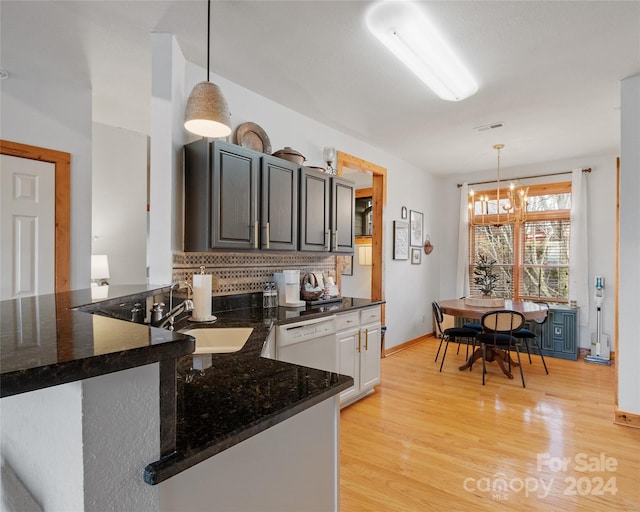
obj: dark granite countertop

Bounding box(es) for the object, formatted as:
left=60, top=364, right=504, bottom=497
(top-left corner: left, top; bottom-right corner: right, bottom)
left=1, top=287, right=381, bottom=485
left=144, top=298, right=384, bottom=484
left=271, top=297, right=384, bottom=325
left=0, top=285, right=194, bottom=398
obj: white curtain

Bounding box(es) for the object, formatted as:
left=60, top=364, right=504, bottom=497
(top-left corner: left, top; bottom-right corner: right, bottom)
left=455, top=183, right=470, bottom=297
left=570, top=169, right=589, bottom=326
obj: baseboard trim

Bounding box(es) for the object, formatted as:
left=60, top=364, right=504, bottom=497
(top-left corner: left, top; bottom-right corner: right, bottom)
left=614, top=408, right=640, bottom=429
left=383, top=333, right=434, bottom=357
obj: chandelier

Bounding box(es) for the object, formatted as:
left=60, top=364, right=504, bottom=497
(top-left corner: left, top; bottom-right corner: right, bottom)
left=469, top=144, right=528, bottom=226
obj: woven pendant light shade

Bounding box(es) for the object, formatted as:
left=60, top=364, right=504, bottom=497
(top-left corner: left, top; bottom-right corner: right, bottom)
left=184, top=81, right=231, bottom=138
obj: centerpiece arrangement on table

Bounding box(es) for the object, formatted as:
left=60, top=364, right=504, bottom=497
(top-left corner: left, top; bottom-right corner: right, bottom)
left=464, top=254, right=506, bottom=307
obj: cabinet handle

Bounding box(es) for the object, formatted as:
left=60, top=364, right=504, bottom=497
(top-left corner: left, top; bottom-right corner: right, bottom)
left=254, top=221, right=259, bottom=249
left=266, top=222, right=270, bottom=249
left=325, top=231, right=330, bottom=251
left=357, top=331, right=361, bottom=353
left=365, top=328, right=369, bottom=350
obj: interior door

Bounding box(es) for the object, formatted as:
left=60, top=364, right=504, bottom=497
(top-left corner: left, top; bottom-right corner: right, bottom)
left=0, top=155, right=55, bottom=299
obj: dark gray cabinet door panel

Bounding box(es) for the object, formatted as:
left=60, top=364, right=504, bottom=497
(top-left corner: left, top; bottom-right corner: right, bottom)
left=261, top=156, right=298, bottom=251
left=184, top=140, right=259, bottom=251
left=299, top=168, right=330, bottom=252
left=212, top=143, right=259, bottom=249
left=184, top=139, right=212, bottom=252
left=331, top=177, right=355, bottom=253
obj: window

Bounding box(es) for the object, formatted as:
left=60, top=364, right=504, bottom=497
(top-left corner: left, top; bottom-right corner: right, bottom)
left=469, top=182, right=571, bottom=302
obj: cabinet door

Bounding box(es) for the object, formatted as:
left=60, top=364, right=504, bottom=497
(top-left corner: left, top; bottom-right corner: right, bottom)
left=184, top=138, right=212, bottom=252
left=338, top=328, right=360, bottom=404
left=211, top=141, right=259, bottom=250
left=261, top=156, right=298, bottom=251
left=541, top=308, right=579, bottom=360
left=299, top=167, right=330, bottom=252
left=331, top=177, right=354, bottom=253
left=360, top=324, right=381, bottom=390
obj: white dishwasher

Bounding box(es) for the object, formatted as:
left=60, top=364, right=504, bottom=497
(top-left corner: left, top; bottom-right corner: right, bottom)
left=275, top=315, right=338, bottom=372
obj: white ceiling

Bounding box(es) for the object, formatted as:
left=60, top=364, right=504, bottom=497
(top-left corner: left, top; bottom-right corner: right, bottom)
left=2, top=1, right=639, bottom=176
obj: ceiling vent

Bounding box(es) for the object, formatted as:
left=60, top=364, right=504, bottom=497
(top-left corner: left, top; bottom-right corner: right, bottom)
left=474, top=122, right=504, bottom=132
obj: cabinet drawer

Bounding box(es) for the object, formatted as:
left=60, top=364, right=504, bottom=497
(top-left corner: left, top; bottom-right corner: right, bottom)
left=336, top=312, right=360, bottom=331
left=360, top=306, right=381, bottom=325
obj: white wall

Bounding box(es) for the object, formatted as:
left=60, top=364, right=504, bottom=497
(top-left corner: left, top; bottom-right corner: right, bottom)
left=92, top=123, right=147, bottom=285
left=0, top=364, right=160, bottom=511
left=435, top=153, right=618, bottom=349
left=0, top=69, right=92, bottom=290
left=1, top=382, right=85, bottom=510
left=342, top=248, right=372, bottom=299
left=618, top=74, right=640, bottom=415
left=149, top=33, right=190, bottom=285
left=82, top=364, right=160, bottom=511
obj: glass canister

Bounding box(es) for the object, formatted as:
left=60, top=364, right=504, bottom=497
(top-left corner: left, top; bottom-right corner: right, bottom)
left=269, top=282, right=278, bottom=308
left=263, top=283, right=271, bottom=309
left=263, top=282, right=278, bottom=308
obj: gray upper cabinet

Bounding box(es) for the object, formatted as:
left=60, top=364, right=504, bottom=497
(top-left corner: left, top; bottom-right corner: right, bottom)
left=185, top=142, right=352, bottom=254
left=261, top=155, right=299, bottom=251
left=184, top=139, right=259, bottom=251
left=331, top=176, right=355, bottom=253
left=299, top=167, right=354, bottom=253
left=299, top=167, right=331, bottom=252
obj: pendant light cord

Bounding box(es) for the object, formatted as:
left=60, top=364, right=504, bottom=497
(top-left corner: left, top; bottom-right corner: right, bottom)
left=206, top=0, right=211, bottom=80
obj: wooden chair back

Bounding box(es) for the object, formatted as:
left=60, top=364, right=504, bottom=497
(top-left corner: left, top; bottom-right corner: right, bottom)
left=481, top=310, right=525, bottom=334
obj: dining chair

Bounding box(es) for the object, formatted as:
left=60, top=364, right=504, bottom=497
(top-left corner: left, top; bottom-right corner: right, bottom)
left=432, top=302, right=479, bottom=371
left=476, top=309, right=527, bottom=387
left=457, top=297, right=483, bottom=333
left=512, top=302, right=550, bottom=374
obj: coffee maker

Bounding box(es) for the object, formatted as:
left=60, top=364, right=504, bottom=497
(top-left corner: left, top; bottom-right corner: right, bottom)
left=273, top=270, right=305, bottom=307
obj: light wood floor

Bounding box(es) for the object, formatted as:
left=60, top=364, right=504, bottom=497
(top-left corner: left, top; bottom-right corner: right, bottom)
left=339, top=338, right=640, bottom=511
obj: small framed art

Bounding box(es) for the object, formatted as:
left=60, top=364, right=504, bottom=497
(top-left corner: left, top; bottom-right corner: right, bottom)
left=338, top=255, right=353, bottom=275
left=409, top=210, right=423, bottom=247
left=393, top=220, right=409, bottom=260
left=411, top=247, right=422, bottom=265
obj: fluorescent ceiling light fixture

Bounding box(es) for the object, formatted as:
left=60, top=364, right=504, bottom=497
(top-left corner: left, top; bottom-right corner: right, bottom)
left=366, top=1, right=478, bottom=101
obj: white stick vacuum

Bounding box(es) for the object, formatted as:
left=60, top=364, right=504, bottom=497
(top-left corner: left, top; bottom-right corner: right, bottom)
left=586, top=276, right=611, bottom=365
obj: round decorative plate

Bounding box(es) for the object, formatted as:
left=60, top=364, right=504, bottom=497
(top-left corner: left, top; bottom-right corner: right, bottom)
left=235, top=122, right=271, bottom=154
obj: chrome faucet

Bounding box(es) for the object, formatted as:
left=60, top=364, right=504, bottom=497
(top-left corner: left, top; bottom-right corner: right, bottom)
left=157, top=281, right=195, bottom=330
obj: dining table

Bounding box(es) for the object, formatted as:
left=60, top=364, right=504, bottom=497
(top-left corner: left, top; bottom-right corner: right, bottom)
left=438, top=299, right=548, bottom=378
left=438, top=298, right=548, bottom=322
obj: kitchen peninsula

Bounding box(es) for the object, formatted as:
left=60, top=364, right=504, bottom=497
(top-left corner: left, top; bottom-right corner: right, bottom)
left=0, top=285, right=367, bottom=511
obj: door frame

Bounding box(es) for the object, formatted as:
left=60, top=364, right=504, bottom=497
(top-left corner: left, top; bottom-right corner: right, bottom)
left=336, top=151, right=386, bottom=334
left=1, top=140, right=71, bottom=293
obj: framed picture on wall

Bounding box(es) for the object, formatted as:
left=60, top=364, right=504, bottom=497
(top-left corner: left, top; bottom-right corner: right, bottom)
left=411, top=247, right=422, bottom=265
left=338, top=255, right=353, bottom=275
left=409, top=210, right=423, bottom=247
left=393, top=220, right=409, bottom=260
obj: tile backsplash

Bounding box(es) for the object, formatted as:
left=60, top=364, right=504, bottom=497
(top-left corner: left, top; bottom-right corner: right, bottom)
left=173, top=252, right=336, bottom=296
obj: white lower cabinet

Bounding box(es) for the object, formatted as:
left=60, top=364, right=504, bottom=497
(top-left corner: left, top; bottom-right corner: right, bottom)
left=337, top=306, right=381, bottom=407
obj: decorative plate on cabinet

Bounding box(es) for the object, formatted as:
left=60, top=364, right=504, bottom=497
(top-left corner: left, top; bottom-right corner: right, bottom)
left=235, top=122, right=271, bottom=154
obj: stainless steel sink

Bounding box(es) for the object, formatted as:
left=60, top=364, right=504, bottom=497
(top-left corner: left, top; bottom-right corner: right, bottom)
left=179, top=327, right=253, bottom=354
